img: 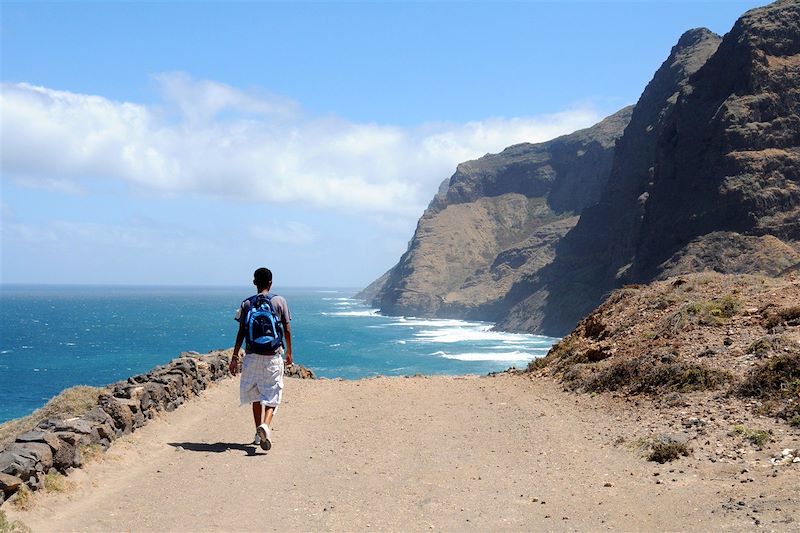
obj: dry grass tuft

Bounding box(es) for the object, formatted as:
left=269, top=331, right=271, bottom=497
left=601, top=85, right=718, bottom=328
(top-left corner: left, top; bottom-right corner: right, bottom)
left=0, top=510, right=32, bottom=533
left=0, top=386, right=103, bottom=448
left=10, top=486, right=33, bottom=511
left=78, top=443, right=106, bottom=464
left=732, top=425, right=771, bottom=447
left=43, top=472, right=72, bottom=493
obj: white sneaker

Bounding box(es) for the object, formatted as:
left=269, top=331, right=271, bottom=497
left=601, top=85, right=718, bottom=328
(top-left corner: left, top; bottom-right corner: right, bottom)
left=256, top=424, right=272, bottom=451
left=253, top=431, right=261, bottom=446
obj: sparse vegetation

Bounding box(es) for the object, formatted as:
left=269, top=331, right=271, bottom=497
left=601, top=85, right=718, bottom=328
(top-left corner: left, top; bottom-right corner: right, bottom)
left=686, top=294, right=742, bottom=326
left=790, top=415, right=800, bottom=428
left=732, top=425, right=771, bottom=447
left=527, top=336, right=584, bottom=372
left=648, top=440, right=691, bottom=463
left=0, top=510, right=32, bottom=533
left=764, top=305, right=800, bottom=329
left=0, top=386, right=103, bottom=447
left=43, top=472, right=70, bottom=493
left=737, top=353, right=800, bottom=397
left=737, top=353, right=800, bottom=420
left=11, top=486, right=33, bottom=511
left=78, top=443, right=105, bottom=463
left=578, top=355, right=730, bottom=394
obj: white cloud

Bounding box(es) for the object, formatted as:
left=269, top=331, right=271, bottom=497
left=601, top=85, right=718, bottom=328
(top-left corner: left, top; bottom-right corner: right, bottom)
left=3, top=218, right=209, bottom=253
left=1, top=75, right=602, bottom=219
left=249, top=221, right=315, bottom=246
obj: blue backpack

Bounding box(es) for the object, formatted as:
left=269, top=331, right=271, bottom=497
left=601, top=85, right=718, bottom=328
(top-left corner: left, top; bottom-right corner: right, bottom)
left=244, top=294, right=284, bottom=354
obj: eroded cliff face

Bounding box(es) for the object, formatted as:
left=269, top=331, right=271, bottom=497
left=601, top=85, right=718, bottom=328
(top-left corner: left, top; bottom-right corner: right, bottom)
left=365, top=107, right=633, bottom=320
left=499, top=0, right=800, bottom=335
left=363, top=1, right=800, bottom=335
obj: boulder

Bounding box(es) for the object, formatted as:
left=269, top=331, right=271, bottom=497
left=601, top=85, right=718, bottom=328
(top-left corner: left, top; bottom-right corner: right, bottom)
left=8, top=442, right=53, bottom=471
left=52, top=440, right=77, bottom=471
left=0, top=451, right=35, bottom=480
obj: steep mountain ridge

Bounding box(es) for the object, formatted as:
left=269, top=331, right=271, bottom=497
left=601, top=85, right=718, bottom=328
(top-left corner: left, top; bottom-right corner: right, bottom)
left=499, top=0, right=800, bottom=335
left=365, top=106, right=633, bottom=320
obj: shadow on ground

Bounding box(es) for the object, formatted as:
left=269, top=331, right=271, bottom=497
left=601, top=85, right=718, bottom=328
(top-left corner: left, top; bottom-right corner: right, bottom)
left=168, top=442, right=260, bottom=456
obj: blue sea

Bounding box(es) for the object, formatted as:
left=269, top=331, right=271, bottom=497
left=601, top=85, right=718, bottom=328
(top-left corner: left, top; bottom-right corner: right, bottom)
left=0, top=286, right=557, bottom=423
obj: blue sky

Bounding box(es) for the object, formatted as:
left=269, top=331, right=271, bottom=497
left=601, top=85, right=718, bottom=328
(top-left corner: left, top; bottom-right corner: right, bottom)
left=1, top=0, right=765, bottom=287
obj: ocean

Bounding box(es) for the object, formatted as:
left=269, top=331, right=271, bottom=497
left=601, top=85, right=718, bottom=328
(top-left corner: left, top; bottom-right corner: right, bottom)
left=0, top=286, right=557, bottom=423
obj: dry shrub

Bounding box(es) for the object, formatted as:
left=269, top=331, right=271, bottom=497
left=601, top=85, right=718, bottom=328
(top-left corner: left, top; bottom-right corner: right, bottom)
left=736, top=353, right=800, bottom=420
left=648, top=441, right=691, bottom=463
left=732, top=425, right=771, bottom=447
left=737, top=353, right=800, bottom=397
left=10, top=486, right=33, bottom=511
left=43, top=472, right=71, bottom=493
left=686, top=294, right=742, bottom=326
left=578, top=355, right=730, bottom=394
left=764, top=306, right=800, bottom=329
left=527, top=336, right=586, bottom=373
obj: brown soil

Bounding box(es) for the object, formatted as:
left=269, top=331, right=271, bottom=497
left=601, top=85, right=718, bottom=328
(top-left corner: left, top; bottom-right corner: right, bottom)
left=4, top=372, right=798, bottom=532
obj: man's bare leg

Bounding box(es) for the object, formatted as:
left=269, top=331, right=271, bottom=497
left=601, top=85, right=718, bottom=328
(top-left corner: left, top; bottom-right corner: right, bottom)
left=264, top=406, right=275, bottom=427
left=252, top=402, right=275, bottom=427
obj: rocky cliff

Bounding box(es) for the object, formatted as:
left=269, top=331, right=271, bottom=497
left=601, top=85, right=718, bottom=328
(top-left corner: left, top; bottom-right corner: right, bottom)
left=364, top=0, right=799, bottom=336
left=499, top=0, right=800, bottom=335
left=362, top=106, right=633, bottom=320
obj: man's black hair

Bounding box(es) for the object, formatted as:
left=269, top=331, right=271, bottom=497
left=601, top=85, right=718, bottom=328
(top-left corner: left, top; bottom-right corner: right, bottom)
left=253, top=267, right=272, bottom=289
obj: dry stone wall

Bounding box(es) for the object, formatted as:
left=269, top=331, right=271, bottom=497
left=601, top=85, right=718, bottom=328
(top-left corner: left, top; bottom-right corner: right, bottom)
left=0, top=350, right=315, bottom=506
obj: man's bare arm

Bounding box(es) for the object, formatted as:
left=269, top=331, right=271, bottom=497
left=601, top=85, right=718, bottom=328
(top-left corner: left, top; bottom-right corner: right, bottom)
left=229, top=323, right=246, bottom=375
left=283, top=321, right=293, bottom=366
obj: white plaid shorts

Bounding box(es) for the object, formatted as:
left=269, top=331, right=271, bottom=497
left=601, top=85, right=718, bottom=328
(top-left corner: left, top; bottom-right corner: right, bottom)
left=239, top=349, right=284, bottom=407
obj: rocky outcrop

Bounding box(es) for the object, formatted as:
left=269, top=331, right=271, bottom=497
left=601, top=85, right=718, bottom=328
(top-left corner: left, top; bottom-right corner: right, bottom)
left=527, top=271, right=800, bottom=425
left=366, top=106, right=633, bottom=320
left=499, top=0, right=800, bottom=335
left=0, top=351, right=315, bottom=506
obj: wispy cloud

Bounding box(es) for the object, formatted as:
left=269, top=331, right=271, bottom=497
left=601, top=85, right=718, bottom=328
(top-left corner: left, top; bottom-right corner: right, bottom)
left=1, top=75, right=602, bottom=218
left=249, top=221, right=315, bottom=246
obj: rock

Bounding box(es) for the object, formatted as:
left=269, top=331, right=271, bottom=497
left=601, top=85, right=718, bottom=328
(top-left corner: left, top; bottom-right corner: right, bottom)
left=99, top=394, right=134, bottom=434
left=52, top=440, right=77, bottom=471
left=285, top=364, right=316, bottom=379
left=0, top=473, right=23, bottom=494
left=9, top=442, right=53, bottom=471
left=0, top=451, right=35, bottom=480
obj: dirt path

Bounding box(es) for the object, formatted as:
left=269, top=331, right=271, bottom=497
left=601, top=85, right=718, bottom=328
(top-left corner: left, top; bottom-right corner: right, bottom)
left=6, top=374, right=799, bottom=531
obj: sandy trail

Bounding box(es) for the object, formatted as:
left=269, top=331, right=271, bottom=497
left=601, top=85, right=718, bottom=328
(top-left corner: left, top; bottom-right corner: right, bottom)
left=6, top=374, right=798, bottom=531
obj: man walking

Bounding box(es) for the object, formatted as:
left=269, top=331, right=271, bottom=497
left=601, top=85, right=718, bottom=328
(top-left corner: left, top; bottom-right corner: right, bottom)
left=230, top=267, right=293, bottom=451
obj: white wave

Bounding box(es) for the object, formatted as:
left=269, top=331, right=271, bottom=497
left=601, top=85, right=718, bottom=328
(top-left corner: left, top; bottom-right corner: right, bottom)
left=0, top=350, right=12, bottom=354
left=330, top=343, right=341, bottom=347
left=387, top=318, right=484, bottom=328
left=65, top=342, right=77, bottom=346
left=324, top=309, right=382, bottom=317
left=395, top=340, right=406, bottom=345
left=413, top=326, right=538, bottom=344
left=435, top=351, right=535, bottom=362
